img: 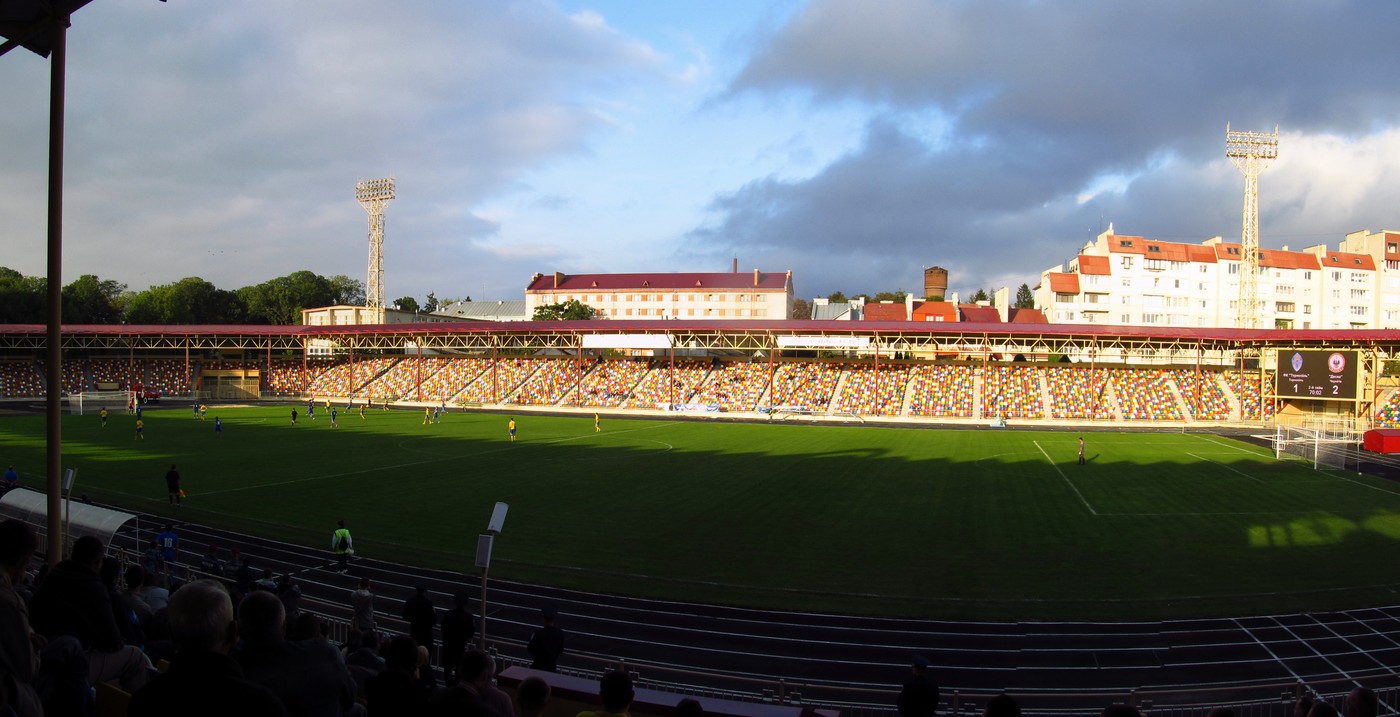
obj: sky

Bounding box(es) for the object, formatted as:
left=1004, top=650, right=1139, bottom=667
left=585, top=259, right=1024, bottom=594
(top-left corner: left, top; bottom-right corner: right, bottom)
left=5, top=0, right=1400, bottom=306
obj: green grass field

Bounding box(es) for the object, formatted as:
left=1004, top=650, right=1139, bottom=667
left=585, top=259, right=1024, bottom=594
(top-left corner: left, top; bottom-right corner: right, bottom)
left=5, top=404, right=1400, bottom=620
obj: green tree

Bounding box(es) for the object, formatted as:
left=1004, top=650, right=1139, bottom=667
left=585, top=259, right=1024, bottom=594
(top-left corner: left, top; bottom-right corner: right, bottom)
left=872, top=290, right=908, bottom=302
left=791, top=298, right=812, bottom=320
left=327, top=274, right=365, bottom=305
left=827, top=291, right=847, bottom=303
left=124, top=277, right=242, bottom=323
left=62, top=274, right=126, bottom=324
left=0, top=267, right=45, bottom=323
left=424, top=292, right=439, bottom=314
left=970, top=288, right=990, bottom=303
left=393, top=296, right=420, bottom=313
left=1014, top=283, right=1035, bottom=309
left=532, top=299, right=596, bottom=320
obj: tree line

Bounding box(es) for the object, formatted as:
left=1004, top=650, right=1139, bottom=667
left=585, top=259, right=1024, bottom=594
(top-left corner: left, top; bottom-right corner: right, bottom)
left=0, top=267, right=379, bottom=325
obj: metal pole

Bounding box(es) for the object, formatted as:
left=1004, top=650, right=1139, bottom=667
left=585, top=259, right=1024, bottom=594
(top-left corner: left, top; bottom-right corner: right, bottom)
left=478, top=565, right=489, bottom=650
left=44, top=9, right=70, bottom=567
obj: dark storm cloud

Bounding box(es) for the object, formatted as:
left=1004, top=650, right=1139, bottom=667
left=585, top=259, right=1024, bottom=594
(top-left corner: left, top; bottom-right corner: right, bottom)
left=692, top=0, right=1400, bottom=297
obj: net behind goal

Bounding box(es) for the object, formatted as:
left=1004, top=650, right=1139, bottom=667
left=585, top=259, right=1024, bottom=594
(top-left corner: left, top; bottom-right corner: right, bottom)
left=69, top=390, right=135, bottom=415
left=1274, top=420, right=1361, bottom=471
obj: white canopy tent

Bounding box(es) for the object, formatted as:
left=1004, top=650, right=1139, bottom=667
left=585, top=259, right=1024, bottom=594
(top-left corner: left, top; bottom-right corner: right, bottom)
left=0, top=488, right=141, bottom=558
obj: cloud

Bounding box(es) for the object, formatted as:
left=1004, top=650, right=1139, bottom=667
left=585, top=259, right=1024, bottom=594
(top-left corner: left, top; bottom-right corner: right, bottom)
left=0, top=0, right=667, bottom=299
left=687, top=0, right=1400, bottom=298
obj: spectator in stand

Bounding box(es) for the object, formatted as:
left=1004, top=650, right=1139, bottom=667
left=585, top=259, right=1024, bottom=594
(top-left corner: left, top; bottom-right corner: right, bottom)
left=288, top=614, right=323, bottom=642
left=234, top=556, right=255, bottom=595
left=127, top=579, right=288, bottom=717
left=427, top=649, right=493, bottom=717
left=401, top=586, right=437, bottom=658
left=576, top=669, right=635, bottom=717
left=141, top=538, right=165, bottom=589
left=1309, top=705, right=1340, bottom=717
left=199, top=545, right=227, bottom=578
left=277, top=574, right=302, bottom=625
left=526, top=606, right=564, bottom=672
left=1294, top=696, right=1315, bottom=717
left=364, top=635, right=430, bottom=717
left=350, top=577, right=376, bottom=633
left=100, top=558, right=143, bottom=649
left=415, top=645, right=437, bottom=690
left=984, top=693, right=1020, bottom=717
left=518, top=677, right=550, bottom=717
left=1206, top=709, right=1234, bottom=717
left=677, top=698, right=703, bottom=717
left=234, top=590, right=357, bottom=717
left=440, top=590, right=475, bottom=685
left=29, top=535, right=152, bottom=692
left=897, top=655, right=938, bottom=717
left=254, top=569, right=278, bottom=592
left=138, top=566, right=170, bottom=615
left=2, top=466, right=17, bottom=492
left=344, top=630, right=385, bottom=699
left=1346, top=688, right=1378, bottom=717
left=0, top=520, right=43, bottom=717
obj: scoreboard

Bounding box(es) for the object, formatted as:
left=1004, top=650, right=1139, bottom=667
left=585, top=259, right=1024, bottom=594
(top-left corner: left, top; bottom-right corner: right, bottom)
left=1275, top=349, right=1359, bottom=400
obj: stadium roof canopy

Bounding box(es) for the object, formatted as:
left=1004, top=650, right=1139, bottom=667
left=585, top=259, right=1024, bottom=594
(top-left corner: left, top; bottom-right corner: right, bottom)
left=1, top=321, right=1399, bottom=357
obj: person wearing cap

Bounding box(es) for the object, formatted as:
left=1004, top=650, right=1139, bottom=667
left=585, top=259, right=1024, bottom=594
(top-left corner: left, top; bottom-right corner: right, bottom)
left=527, top=606, right=565, bottom=672
left=897, top=655, right=939, bottom=717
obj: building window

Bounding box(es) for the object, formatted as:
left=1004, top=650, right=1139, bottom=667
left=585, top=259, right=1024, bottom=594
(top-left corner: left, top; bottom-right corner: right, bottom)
left=1055, top=292, right=1076, bottom=303
left=1122, top=256, right=1134, bottom=269
left=1352, top=306, right=1368, bottom=317
left=1352, top=272, right=1368, bottom=284
left=1276, top=302, right=1295, bottom=313
left=1303, top=272, right=1311, bottom=280
left=1228, top=264, right=1239, bottom=275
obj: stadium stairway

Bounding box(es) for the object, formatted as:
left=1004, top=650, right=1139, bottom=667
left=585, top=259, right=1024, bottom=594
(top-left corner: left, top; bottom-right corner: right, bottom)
left=1166, top=377, right=1192, bottom=422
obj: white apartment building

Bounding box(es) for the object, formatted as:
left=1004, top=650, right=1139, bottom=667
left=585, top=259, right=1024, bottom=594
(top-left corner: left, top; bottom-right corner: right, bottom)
left=524, top=270, right=795, bottom=320
left=1035, top=228, right=1389, bottom=329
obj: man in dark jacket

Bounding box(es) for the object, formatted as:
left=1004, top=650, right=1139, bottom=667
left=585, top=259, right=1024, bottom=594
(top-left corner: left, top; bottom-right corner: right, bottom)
left=127, top=579, right=288, bottom=717
left=401, top=586, right=437, bottom=656
left=525, top=607, right=564, bottom=672
left=29, top=535, right=151, bottom=692
left=897, top=655, right=939, bottom=717
left=439, top=590, right=475, bottom=685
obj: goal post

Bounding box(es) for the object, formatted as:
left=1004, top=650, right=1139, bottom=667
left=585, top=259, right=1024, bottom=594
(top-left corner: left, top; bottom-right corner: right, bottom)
left=1274, top=419, right=1362, bottom=471
left=69, top=390, right=136, bottom=416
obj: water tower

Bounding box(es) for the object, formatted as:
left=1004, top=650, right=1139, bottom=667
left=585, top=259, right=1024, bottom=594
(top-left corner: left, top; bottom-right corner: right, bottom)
left=923, top=266, right=949, bottom=300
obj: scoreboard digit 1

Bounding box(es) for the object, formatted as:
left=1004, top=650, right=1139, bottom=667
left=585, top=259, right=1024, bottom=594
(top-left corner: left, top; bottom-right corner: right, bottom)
left=1275, top=349, right=1359, bottom=400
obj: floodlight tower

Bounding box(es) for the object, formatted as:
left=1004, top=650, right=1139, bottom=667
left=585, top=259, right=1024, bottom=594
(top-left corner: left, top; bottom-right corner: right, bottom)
left=355, top=177, right=395, bottom=310
left=1225, top=125, right=1279, bottom=329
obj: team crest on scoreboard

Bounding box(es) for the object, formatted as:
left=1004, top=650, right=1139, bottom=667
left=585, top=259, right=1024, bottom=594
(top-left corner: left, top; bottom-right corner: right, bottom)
left=1291, top=352, right=1304, bottom=372
left=1328, top=352, right=1346, bottom=373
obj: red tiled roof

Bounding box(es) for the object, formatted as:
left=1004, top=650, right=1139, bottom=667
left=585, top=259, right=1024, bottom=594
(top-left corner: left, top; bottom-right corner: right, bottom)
left=1320, top=252, right=1377, bottom=271
left=526, top=271, right=789, bottom=292
left=1107, top=235, right=1147, bottom=255
left=958, top=305, right=1001, bottom=322
left=1047, top=273, right=1080, bottom=294
left=1259, top=250, right=1320, bottom=270
left=1077, top=255, right=1111, bottom=275
left=1213, top=243, right=1245, bottom=261
left=912, top=301, right=958, bottom=322
left=862, top=302, right=909, bottom=321
left=1186, top=245, right=1218, bottom=263
left=1008, top=308, right=1047, bottom=324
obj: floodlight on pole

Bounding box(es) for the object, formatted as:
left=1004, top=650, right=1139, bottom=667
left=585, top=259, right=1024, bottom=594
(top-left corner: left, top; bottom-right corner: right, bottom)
left=1225, top=124, right=1279, bottom=330
left=355, top=177, right=395, bottom=311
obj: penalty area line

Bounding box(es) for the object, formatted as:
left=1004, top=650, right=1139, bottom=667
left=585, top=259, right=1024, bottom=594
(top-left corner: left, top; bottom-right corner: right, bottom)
left=1033, top=440, right=1098, bottom=516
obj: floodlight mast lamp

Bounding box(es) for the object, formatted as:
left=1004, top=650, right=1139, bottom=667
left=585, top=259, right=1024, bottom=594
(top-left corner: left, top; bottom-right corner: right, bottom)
left=355, top=177, right=395, bottom=310
left=1225, top=124, right=1279, bottom=330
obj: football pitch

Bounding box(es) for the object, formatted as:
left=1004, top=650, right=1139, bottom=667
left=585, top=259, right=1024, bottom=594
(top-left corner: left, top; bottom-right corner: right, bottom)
left=6, top=404, right=1400, bottom=620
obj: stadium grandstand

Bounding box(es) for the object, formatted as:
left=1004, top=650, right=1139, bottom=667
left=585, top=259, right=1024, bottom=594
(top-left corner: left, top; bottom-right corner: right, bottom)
left=2, top=320, right=1398, bottom=427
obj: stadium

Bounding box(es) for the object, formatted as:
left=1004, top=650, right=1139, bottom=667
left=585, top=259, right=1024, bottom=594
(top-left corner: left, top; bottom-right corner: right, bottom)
left=5, top=318, right=1400, bottom=715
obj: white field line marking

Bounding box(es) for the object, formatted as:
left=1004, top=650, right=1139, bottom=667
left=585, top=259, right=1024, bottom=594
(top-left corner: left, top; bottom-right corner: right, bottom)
left=1304, top=613, right=1392, bottom=676
left=1195, top=434, right=1274, bottom=458
left=1318, top=470, right=1400, bottom=498
left=1186, top=453, right=1266, bottom=485
left=1033, top=440, right=1097, bottom=516
left=1230, top=617, right=1306, bottom=683
left=199, top=421, right=681, bottom=496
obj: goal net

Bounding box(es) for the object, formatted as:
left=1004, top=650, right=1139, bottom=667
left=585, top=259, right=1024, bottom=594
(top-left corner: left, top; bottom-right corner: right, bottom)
left=1274, top=419, right=1362, bottom=471
left=69, top=390, right=136, bottom=416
